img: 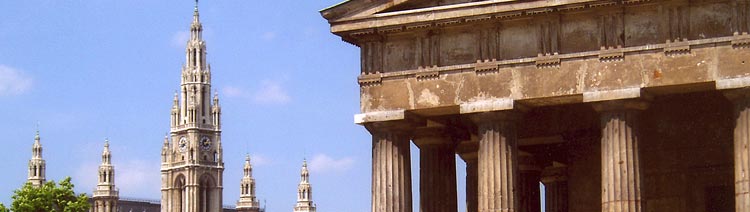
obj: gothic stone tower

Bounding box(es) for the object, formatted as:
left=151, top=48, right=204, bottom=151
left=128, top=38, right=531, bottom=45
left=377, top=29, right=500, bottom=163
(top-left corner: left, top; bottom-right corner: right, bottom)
left=27, top=131, right=46, bottom=188
left=293, top=160, right=316, bottom=212
left=236, top=155, right=260, bottom=212
left=92, top=139, right=119, bottom=212
left=160, top=2, right=224, bottom=212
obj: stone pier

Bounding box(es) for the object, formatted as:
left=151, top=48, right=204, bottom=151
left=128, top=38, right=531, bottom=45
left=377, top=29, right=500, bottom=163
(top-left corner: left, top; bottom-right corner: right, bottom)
left=414, top=126, right=458, bottom=212
left=594, top=100, right=647, bottom=212
left=727, top=89, right=750, bottom=212
left=471, top=111, right=520, bottom=212
left=365, top=122, right=414, bottom=212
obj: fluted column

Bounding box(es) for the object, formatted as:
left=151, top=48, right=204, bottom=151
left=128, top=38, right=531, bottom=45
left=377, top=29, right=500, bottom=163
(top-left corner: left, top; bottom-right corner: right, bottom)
left=593, top=100, right=648, bottom=212
left=458, top=142, right=479, bottom=212
left=726, top=89, right=750, bottom=212
left=470, top=111, right=521, bottom=212
left=366, top=121, right=414, bottom=212
left=414, top=127, right=458, bottom=212
left=541, top=164, right=568, bottom=212
left=518, top=152, right=540, bottom=212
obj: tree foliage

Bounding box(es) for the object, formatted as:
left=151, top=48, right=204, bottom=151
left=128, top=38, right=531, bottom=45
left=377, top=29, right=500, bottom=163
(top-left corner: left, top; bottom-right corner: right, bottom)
left=0, top=203, right=9, bottom=212
left=9, top=177, right=90, bottom=212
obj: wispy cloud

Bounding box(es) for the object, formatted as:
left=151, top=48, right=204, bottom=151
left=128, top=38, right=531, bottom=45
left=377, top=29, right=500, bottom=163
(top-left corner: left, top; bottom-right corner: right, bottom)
left=251, top=154, right=271, bottom=166
left=308, top=154, right=355, bottom=174
left=222, top=79, right=291, bottom=105
left=0, top=65, right=32, bottom=96
left=171, top=30, right=190, bottom=48
left=117, top=159, right=160, bottom=197
left=253, top=80, right=290, bottom=105
left=74, top=161, right=98, bottom=193
left=261, top=31, right=276, bottom=41
left=223, top=85, right=246, bottom=98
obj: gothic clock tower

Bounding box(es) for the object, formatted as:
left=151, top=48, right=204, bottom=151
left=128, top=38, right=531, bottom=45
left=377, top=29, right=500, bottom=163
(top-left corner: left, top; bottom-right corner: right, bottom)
left=160, top=2, right=224, bottom=212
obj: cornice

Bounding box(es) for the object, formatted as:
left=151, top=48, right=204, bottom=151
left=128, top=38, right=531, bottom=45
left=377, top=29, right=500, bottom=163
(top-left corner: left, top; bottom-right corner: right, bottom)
left=331, top=0, right=657, bottom=37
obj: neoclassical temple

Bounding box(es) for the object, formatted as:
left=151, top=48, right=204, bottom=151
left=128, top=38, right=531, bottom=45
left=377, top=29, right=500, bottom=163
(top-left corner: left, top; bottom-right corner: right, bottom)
left=321, top=0, right=750, bottom=211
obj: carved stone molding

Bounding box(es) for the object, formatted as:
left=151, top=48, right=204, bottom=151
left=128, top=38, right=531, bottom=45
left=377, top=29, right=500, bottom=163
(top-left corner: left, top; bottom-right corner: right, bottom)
left=732, top=32, right=750, bottom=49
left=358, top=75, right=382, bottom=87
left=599, top=46, right=624, bottom=62
left=536, top=53, right=561, bottom=68
left=415, top=69, right=440, bottom=81
left=664, top=39, right=691, bottom=56
left=474, top=60, right=499, bottom=75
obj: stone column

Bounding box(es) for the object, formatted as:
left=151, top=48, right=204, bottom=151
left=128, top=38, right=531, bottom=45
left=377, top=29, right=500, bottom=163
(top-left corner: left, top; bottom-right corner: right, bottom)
left=518, top=152, right=541, bottom=212
left=414, top=127, right=458, bottom=212
left=726, top=89, right=750, bottom=212
left=541, top=164, right=568, bottom=212
left=365, top=121, right=414, bottom=212
left=458, top=142, right=479, bottom=212
left=593, top=100, right=648, bottom=212
left=470, top=111, right=520, bottom=212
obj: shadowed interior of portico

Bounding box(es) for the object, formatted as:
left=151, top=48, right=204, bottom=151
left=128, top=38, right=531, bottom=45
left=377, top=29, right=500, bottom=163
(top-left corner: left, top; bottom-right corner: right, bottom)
left=403, top=90, right=734, bottom=212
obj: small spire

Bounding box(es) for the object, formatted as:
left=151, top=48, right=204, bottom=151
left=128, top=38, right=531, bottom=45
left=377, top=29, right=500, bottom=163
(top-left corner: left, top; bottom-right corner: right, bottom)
left=34, top=122, right=40, bottom=141
left=193, top=0, right=200, bottom=22
left=104, top=138, right=110, bottom=148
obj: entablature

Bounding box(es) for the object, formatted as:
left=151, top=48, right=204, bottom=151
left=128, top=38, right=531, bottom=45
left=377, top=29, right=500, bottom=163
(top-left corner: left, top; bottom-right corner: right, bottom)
left=355, top=34, right=750, bottom=113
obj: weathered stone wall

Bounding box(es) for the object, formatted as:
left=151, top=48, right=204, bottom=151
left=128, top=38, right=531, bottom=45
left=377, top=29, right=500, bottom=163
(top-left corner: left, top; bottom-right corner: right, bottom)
left=362, top=0, right=739, bottom=73
left=340, top=0, right=750, bottom=114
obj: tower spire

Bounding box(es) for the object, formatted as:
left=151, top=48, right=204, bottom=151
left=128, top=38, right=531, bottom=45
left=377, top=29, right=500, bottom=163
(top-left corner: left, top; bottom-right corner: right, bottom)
left=93, top=138, right=119, bottom=212
left=163, top=3, right=223, bottom=211
left=191, top=0, right=202, bottom=41
left=236, top=154, right=260, bottom=212
left=294, top=159, right=316, bottom=212
left=28, top=130, right=46, bottom=187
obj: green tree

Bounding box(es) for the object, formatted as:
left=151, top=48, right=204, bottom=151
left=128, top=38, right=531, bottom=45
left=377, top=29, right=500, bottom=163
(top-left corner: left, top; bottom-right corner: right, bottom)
left=0, top=203, right=9, bottom=212
left=10, top=177, right=90, bottom=212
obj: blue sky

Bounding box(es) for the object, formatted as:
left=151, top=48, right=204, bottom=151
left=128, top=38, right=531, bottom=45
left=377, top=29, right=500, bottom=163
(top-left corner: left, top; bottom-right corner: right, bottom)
left=0, top=1, right=483, bottom=211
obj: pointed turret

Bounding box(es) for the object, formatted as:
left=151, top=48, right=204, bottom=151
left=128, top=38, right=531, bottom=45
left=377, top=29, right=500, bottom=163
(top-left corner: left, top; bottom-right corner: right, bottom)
left=190, top=0, right=202, bottom=41
left=161, top=135, right=170, bottom=165
left=174, top=0, right=214, bottom=131
left=212, top=91, right=221, bottom=128
left=237, top=154, right=260, bottom=212
left=93, top=139, right=118, bottom=212
left=27, top=130, right=46, bottom=187
left=294, top=159, right=316, bottom=212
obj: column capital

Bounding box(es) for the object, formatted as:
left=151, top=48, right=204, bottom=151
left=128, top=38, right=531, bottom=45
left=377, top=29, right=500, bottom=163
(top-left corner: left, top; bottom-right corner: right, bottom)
left=591, top=98, right=650, bottom=112
left=723, top=87, right=750, bottom=103
left=413, top=125, right=466, bottom=148
left=363, top=117, right=425, bottom=136
left=468, top=110, right=524, bottom=125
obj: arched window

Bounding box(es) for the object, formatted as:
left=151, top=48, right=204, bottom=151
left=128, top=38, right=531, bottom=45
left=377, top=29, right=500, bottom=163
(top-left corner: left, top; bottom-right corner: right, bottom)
left=174, top=175, right=186, bottom=212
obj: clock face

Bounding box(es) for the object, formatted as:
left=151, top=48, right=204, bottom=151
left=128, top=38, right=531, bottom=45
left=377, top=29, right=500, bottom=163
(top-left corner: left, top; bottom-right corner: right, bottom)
left=200, top=137, right=211, bottom=150
left=178, top=137, right=188, bottom=152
